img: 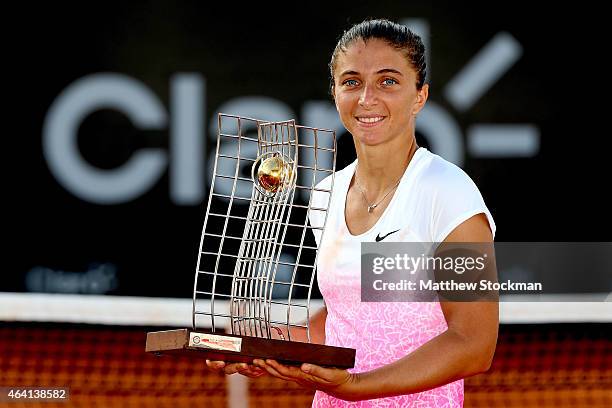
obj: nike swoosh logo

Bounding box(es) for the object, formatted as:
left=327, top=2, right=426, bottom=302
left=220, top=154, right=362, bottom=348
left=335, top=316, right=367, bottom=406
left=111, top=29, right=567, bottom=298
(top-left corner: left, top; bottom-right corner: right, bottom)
left=375, top=229, right=400, bottom=242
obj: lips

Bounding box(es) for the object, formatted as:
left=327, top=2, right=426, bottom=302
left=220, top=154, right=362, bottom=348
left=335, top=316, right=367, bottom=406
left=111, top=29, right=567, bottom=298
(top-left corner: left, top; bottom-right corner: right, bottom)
left=355, top=116, right=386, bottom=127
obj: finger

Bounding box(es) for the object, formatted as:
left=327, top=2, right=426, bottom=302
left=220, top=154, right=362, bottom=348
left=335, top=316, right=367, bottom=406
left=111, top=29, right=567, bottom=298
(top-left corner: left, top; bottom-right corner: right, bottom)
left=242, top=371, right=266, bottom=378
left=266, top=360, right=331, bottom=387
left=265, top=359, right=308, bottom=379
left=223, top=363, right=248, bottom=375
left=253, top=360, right=295, bottom=382
left=240, top=370, right=267, bottom=378
left=206, top=360, right=226, bottom=371
left=300, top=363, right=336, bottom=383
left=258, top=361, right=321, bottom=390
left=266, top=361, right=322, bottom=389
left=237, top=365, right=267, bottom=378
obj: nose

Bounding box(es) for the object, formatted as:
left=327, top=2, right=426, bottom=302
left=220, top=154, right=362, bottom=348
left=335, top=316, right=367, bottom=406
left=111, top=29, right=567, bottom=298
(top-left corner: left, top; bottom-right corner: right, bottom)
left=358, top=84, right=378, bottom=109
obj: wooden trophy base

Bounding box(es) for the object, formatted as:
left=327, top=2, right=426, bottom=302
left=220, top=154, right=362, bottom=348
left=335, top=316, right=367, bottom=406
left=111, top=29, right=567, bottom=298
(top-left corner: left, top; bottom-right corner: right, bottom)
left=146, top=329, right=355, bottom=369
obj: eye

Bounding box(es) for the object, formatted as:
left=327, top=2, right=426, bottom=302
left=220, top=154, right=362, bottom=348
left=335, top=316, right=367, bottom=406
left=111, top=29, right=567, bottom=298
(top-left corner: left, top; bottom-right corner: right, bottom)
left=382, top=78, right=398, bottom=86
left=342, top=79, right=359, bottom=87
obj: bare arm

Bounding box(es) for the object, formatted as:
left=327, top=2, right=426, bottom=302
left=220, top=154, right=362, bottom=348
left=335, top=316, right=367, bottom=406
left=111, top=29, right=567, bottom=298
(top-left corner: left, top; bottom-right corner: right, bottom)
left=349, top=214, right=498, bottom=399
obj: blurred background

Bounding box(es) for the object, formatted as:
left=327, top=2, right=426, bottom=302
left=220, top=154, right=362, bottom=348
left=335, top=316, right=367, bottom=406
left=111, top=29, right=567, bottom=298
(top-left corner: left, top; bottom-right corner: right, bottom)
left=2, top=1, right=610, bottom=407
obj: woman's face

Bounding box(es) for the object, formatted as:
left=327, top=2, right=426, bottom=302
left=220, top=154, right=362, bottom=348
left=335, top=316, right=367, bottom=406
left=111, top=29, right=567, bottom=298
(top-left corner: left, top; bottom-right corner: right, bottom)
left=332, top=38, right=428, bottom=147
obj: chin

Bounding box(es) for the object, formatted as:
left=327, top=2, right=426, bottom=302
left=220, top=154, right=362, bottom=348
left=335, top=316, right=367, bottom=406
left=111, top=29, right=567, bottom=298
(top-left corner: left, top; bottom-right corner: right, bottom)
left=355, top=131, right=387, bottom=146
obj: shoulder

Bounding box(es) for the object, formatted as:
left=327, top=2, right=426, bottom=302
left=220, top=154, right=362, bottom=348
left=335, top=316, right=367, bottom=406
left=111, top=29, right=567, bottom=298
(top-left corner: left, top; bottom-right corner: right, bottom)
left=312, top=160, right=355, bottom=205
left=413, top=149, right=496, bottom=240
left=314, top=160, right=355, bottom=191
left=308, top=162, right=355, bottom=241
left=309, top=161, right=354, bottom=220
left=417, top=150, right=480, bottom=195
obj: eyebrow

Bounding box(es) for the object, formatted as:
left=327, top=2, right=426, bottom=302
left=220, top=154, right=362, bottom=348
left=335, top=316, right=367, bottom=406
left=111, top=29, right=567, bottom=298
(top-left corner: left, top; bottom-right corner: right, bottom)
left=339, top=68, right=404, bottom=77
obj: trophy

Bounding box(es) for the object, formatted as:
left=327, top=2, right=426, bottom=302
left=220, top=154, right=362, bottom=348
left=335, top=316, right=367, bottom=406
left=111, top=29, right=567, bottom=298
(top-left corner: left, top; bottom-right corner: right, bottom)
left=146, top=114, right=355, bottom=368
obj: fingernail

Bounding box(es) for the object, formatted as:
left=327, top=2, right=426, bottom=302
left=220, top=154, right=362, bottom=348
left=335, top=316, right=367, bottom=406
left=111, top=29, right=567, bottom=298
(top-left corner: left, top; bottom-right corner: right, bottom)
left=302, top=364, right=311, bottom=372
left=239, top=363, right=248, bottom=369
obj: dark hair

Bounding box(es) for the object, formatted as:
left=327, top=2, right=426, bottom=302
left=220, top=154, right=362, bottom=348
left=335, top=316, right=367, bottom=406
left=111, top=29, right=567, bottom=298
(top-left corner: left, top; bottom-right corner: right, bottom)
left=329, top=18, right=427, bottom=95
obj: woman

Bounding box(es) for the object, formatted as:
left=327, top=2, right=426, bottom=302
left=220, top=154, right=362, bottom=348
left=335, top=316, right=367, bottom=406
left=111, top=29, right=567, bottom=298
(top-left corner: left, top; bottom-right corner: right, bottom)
left=208, top=18, right=498, bottom=407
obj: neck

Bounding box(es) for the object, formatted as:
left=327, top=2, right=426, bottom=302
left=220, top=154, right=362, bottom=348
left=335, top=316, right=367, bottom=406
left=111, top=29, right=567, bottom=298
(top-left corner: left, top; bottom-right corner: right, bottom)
left=354, top=137, right=418, bottom=196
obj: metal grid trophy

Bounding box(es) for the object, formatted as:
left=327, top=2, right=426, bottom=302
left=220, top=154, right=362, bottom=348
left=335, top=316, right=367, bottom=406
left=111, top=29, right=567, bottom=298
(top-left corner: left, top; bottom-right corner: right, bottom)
left=146, top=114, right=355, bottom=368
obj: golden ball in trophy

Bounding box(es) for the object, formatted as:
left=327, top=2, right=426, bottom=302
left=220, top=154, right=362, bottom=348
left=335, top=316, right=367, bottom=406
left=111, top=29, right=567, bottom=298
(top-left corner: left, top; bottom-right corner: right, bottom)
left=257, top=155, right=292, bottom=193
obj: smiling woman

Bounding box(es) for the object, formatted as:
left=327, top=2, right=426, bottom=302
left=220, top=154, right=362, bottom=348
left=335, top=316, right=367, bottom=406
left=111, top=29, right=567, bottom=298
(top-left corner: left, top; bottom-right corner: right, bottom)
left=207, top=18, right=498, bottom=407
left=331, top=37, right=427, bottom=151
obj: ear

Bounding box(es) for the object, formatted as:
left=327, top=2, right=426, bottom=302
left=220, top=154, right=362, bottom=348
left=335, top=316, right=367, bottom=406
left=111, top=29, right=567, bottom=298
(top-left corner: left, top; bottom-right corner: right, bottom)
left=412, top=84, right=429, bottom=115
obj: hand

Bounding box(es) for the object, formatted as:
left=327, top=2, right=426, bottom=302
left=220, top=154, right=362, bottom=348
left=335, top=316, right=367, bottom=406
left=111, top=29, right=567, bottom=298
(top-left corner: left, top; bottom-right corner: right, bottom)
left=253, top=359, right=361, bottom=401
left=206, top=359, right=267, bottom=378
